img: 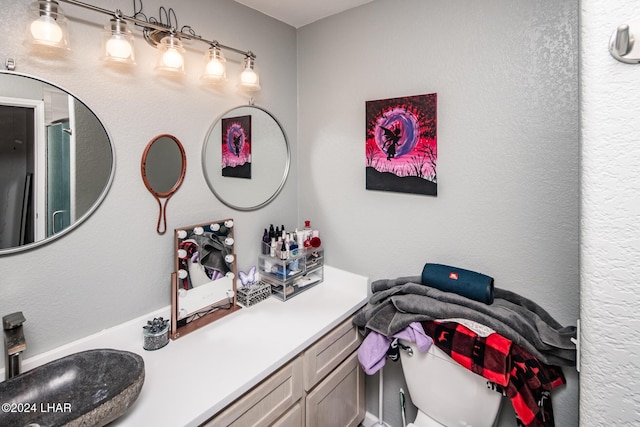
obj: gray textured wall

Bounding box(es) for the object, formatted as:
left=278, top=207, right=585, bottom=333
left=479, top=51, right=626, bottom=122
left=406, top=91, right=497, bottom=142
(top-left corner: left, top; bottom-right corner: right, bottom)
left=298, top=1, right=579, bottom=425
left=581, top=0, right=640, bottom=425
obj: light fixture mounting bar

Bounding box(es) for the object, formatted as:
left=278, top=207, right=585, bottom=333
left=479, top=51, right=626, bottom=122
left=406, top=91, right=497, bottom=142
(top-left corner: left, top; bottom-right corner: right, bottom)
left=57, top=0, right=256, bottom=59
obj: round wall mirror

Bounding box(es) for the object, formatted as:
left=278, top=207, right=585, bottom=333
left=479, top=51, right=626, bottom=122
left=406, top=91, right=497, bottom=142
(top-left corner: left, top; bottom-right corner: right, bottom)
left=202, top=105, right=290, bottom=211
left=0, top=71, right=115, bottom=255
left=141, top=134, right=186, bottom=234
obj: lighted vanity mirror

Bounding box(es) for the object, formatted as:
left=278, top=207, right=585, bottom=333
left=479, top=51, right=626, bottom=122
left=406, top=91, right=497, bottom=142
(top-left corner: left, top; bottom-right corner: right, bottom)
left=171, top=218, right=241, bottom=339
left=0, top=71, right=114, bottom=255
left=141, top=134, right=186, bottom=235
left=202, top=105, right=290, bottom=211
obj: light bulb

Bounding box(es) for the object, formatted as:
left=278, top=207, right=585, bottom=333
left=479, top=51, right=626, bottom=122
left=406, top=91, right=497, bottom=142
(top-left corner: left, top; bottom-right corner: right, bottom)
left=202, top=47, right=226, bottom=83
left=240, top=67, right=258, bottom=85
left=162, top=48, right=184, bottom=69
left=206, top=58, right=225, bottom=78
left=30, top=15, right=63, bottom=43
left=106, top=35, right=132, bottom=59
left=155, top=35, right=185, bottom=74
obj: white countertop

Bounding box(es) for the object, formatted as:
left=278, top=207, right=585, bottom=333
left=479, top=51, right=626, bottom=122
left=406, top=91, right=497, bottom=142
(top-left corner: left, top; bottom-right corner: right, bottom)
left=10, top=266, right=369, bottom=427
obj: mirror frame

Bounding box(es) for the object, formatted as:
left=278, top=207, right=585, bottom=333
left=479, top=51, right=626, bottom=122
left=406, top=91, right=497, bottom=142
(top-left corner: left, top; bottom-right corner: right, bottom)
left=171, top=218, right=241, bottom=339
left=0, top=70, right=116, bottom=255
left=141, top=134, right=186, bottom=235
left=202, top=105, right=290, bottom=211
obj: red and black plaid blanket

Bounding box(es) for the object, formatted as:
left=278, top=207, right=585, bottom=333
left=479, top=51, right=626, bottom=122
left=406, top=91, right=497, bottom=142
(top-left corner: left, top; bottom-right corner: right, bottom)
left=421, top=321, right=565, bottom=427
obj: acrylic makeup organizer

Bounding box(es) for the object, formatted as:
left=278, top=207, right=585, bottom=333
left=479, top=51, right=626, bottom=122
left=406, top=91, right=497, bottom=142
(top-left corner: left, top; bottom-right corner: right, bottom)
left=258, top=247, right=324, bottom=301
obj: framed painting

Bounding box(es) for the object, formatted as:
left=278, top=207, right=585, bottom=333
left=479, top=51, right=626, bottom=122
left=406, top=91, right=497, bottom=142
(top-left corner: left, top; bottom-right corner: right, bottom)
left=221, top=115, right=252, bottom=179
left=365, top=93, right=437, bottom=196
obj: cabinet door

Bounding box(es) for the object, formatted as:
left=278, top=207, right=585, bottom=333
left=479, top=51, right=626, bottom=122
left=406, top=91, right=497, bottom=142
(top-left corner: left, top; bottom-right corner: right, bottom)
left=303, top=316, right=362, bottom=391
left=305, top=352, right=365, bottom=427
left=203, top=357, right=303, bottom=427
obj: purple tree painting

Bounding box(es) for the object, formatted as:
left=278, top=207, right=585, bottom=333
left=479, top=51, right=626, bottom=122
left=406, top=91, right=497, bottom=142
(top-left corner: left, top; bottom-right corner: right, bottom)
left=366, top=93, right=437, bottom=196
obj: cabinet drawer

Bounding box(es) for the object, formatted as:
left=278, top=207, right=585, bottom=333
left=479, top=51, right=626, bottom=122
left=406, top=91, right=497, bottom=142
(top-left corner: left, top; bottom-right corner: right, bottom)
left=303, top=316, right=361, bottom=391
left=271, top=401, right=303, bottom=427
left=203, top=356, right=303, bottom=427
left=305, top=352, right=365, bottom=427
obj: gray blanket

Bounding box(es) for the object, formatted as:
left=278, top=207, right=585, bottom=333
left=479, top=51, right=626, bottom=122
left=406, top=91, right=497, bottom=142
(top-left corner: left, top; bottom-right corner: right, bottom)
left=353, top=276, right=577, bottom=366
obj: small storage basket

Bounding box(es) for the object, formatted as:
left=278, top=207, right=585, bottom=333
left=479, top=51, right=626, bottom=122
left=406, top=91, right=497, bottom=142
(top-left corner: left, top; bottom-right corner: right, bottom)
left=237, top=281, right=272, bottom=307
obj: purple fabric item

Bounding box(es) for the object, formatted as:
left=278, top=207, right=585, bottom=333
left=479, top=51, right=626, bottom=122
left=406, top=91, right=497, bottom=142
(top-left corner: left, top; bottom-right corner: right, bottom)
left=358, top=332, right=391, bottom=375
left=393, top=322, right=433, bottom=353
left=357, top=322, right=432, bottom=375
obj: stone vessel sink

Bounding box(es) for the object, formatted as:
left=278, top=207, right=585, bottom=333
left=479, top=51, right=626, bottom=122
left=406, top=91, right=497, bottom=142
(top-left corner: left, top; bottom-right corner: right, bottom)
left=0, top=348, right=144, bottom=427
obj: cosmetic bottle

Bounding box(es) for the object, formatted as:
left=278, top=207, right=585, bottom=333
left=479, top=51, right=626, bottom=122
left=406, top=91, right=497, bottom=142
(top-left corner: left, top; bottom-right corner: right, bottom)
left=296, top=229, right=304, bottom=248
left=262, top=229, right=270, bottom=255
left=303, top=220, right=313, bottom=246
left=269, top=224, right=275, bottom=240
left=270, top=237, right=277, bottom=257
left=280, top=239, right=288, bottom=260
left=290, top=239, right=299, bottom=270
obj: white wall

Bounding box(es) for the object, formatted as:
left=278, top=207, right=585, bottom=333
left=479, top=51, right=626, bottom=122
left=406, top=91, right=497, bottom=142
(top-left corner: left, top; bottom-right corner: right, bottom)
left=0, top=0, right=298, bottom=355
left=298, top=1, right=580, bottom=426
left=581, top=1, right=640, bottom=425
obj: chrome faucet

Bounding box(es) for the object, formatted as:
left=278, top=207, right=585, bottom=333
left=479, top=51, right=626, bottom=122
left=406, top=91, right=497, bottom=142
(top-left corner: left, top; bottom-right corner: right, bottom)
left=3, top=312, right=26, bottom=380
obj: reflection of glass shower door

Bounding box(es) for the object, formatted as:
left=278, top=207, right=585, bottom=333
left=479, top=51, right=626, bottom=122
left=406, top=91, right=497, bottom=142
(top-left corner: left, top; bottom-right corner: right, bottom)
left=46, top=121, right=71, bottom=237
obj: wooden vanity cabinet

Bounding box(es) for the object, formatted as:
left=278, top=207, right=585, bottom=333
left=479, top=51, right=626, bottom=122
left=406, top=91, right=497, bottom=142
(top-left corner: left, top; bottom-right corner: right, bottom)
left=203, top=316, right=364, bottom=427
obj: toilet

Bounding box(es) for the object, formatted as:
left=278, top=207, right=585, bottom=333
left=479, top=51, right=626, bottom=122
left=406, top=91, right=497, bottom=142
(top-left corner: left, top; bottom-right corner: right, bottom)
left=399, top=340, right=503, bottom=427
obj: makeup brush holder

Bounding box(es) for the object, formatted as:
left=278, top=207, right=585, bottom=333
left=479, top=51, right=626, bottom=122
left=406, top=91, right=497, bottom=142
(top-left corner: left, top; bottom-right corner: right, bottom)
left=258, top=247, right=324, bottom=301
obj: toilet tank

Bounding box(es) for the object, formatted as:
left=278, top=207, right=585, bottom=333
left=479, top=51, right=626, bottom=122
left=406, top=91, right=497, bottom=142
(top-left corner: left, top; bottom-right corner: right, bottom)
left=399, top=340, right=503, bottom=427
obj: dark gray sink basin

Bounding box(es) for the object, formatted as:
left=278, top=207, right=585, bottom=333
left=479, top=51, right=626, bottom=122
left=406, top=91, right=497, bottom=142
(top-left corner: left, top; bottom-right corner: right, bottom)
left=0, top=348, right=144, bottom=427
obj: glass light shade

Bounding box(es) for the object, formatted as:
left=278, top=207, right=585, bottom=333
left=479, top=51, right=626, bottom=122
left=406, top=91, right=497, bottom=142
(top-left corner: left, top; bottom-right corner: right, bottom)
left=201, top=46, right=226, bottom=83
left=102, top=18, right=135, bottom=64
left=155, top=35, right=186, bottom=75
left=26, top=0, right=69, bottom=49
left=239, top=56, right=261, bottom=91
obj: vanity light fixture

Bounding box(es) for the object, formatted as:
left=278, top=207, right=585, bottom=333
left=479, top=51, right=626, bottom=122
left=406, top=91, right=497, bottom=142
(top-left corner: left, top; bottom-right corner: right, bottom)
left=202, top=45, right=226, bottom=83
left=102, top=16, right=135, bottom=64
left=154, top=34, right=185, bottom=75
left=239, top=55, right=261, bottom=92
left=25, top=0, right=260, bottom=90
left=26, top=0, right=70, bottom=49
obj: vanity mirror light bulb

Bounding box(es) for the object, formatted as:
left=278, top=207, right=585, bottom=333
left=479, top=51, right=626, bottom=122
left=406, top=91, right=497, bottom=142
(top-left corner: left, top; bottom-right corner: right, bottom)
left=177, top=249, right=187, bottom=259
left=224, top=220, right=234, bottom=228
left=178, top=289, right=187, bottom=298
left=193, top=226, right=204, bottom=235
left=225, top=237, right=234, bottom=246
left=177, top=230, right=188, bottom=239
left=225, top=272, right=235, bottom=279
left=210, top=223, right=220, bottom=231
left=225, top=254, right=235, bottom=263
left=178, top=269, right=188, bottom=279
left=226, top=290, right=235, bottom=298
left=178, top=308, right=188, bottom=319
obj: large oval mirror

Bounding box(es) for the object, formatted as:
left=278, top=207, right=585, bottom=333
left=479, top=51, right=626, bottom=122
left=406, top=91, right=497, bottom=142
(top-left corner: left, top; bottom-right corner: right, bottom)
left=141, top=134, right=186, bottom=235
left=0, top=71, right=114, bottom=255
left=202, top=105, right=290, bottom=211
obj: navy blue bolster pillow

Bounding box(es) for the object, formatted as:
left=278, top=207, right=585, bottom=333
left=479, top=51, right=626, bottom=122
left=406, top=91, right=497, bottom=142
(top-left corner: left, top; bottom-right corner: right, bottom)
left=421, top=263, right=494, bottom=304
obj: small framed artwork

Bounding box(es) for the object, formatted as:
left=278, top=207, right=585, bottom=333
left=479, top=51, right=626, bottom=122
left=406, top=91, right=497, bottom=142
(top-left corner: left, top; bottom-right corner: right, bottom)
left=365, top=93, right=437, bottom=196
left=221, top=115, right=252, bottom=179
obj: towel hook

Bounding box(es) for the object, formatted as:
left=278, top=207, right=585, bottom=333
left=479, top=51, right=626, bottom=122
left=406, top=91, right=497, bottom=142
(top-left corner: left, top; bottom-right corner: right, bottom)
left=610, top=19, right=640, bottom=63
